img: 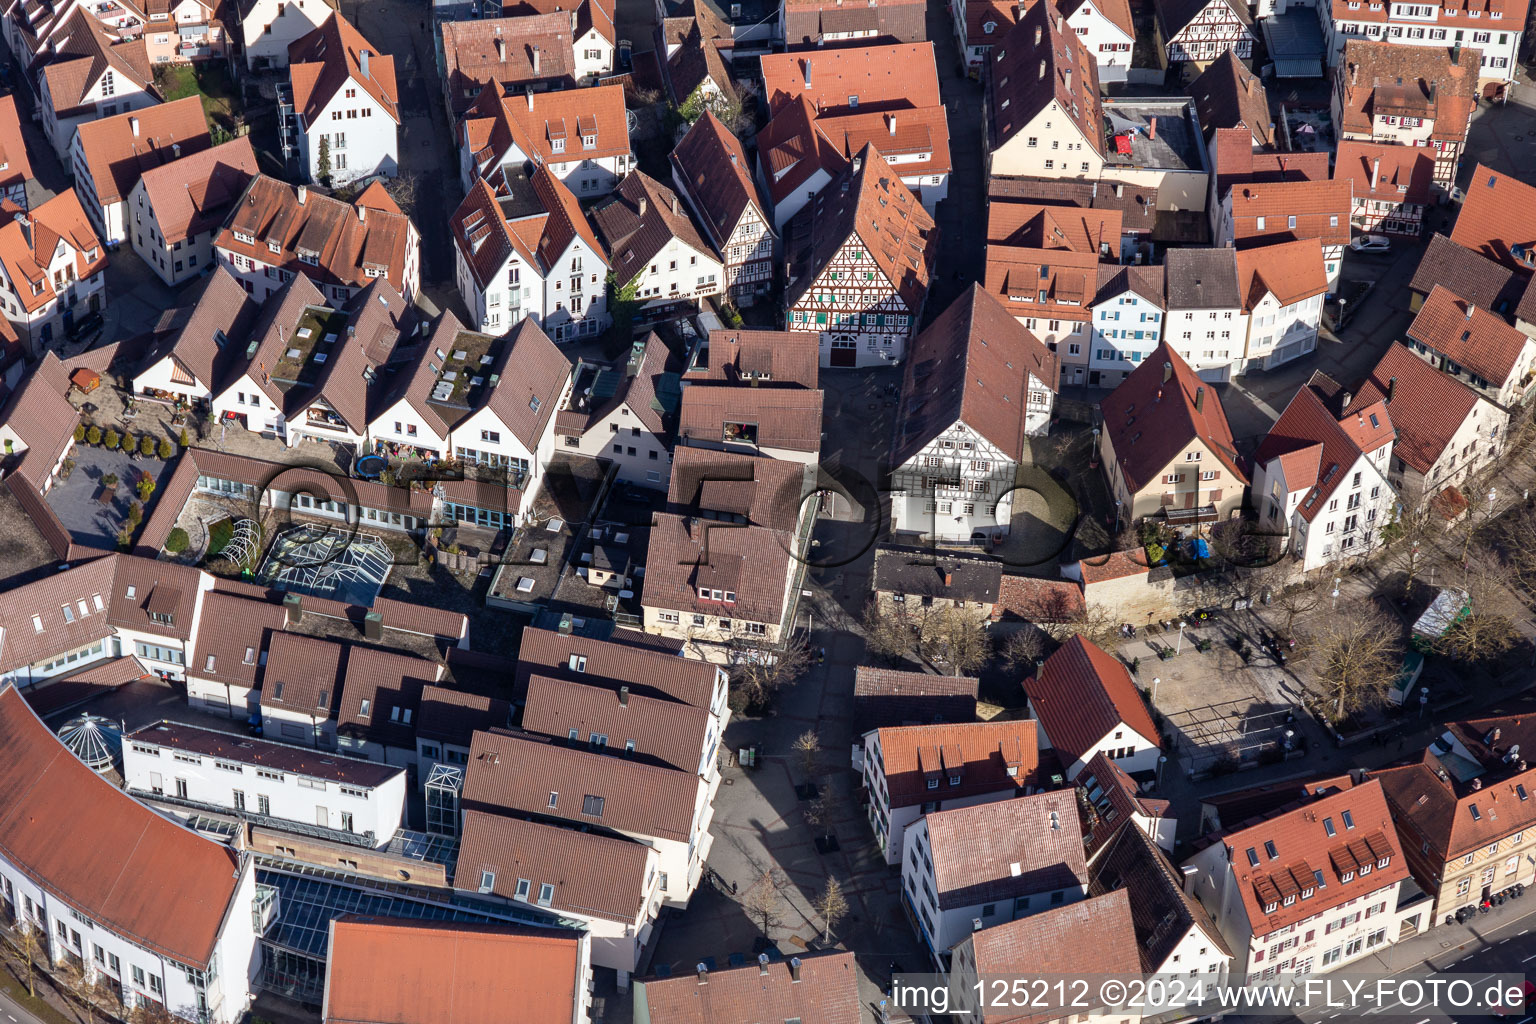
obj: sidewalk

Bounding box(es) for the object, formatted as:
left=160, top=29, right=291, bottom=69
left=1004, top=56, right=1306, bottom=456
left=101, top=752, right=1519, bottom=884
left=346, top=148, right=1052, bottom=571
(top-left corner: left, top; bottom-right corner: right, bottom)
left=1361, top=896, right=1536, bottom=975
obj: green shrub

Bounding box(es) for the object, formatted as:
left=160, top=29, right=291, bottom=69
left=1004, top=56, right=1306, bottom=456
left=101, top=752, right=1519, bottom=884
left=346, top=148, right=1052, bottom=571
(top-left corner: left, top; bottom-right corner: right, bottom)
left=1146, top=542, right=1166, bottom=565
left=103, top=428, right=119, bottom=449
left=101, top=473, right=118, bottom=490
left=74, top=424, right=86, bottom=442
left=140, top=435, right=156, bottom=457
left=120, top=432, right=136, bottom=453
left=86, top=426, right=102, bottom=445
left=158, top=438, right=174, bottom=459
left=179, top=428, right=191, bottom=448
left=206, top=518, right=234, bottom=558
left=165, top=527, right=189, bottom=553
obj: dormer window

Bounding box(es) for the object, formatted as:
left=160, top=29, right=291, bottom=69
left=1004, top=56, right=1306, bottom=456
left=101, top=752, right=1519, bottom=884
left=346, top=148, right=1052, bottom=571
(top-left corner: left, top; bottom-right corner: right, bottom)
left=1282, top=894, right=1295, bottom=906
left=948, top=773, right=961, bottom=786
left=926, top=778, right=938, bottom=790
left=267, top=241, right=280, bottom=254
left=1341, top=870, right=1355, bottom=882
left=1359, top=862, right=1371, bottom=875
left=551, top=138, right=565, bottom=153
left=582, top=134, right=596, bottom=149
left=1264, top=901, right=1278, bottom=913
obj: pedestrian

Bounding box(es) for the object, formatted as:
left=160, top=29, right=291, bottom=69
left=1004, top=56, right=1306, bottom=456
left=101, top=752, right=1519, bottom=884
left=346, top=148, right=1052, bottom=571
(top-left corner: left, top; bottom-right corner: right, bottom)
left=731, top=880, right=738, bottom=895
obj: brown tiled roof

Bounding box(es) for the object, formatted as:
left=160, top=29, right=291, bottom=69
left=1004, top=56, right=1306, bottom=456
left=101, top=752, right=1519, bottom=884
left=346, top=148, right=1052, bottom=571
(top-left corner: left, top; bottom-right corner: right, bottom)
left=756, top=95, right=848, bottom=210
left=20, top=655, right=149, bottom=718
left=593, top=170, right=715, bottom=283
left=259, top=631, right=345, bottom=717
left=0, top=350, right=76, bottom=488
left=814, top=106, right=951, bottom=183
left=36, top=10, right=153, bottom=117
left=1253, top=379, right=1392, bottom=521
left=288, top=12, right=398, bottom=127
left=982, top=245, right=1096, bottom=324
left=1235, top=238, right=1327, bottom=312
left=1409, top=234, right=1522, bottom=313
left=323, top=917, right=581, bottom=1024
left=559, top=331, right=672, bottom=438
left=442, top=14, right=575, bottom=117
left=1451, top=164, right=1536, bottom=273
left=1189, top=50, right=1272, bottom=146
left=462, top=729, right=698, bottom=842
left=988, top=178, right=1159, bottom=233
left=1335, top=40, right=1479, bottom=143
left=760, top=43, right=941, bottom=115
left=926, top=791, right=1088, bottom=909
left=637, top=951, right=860, bottom=1023
left=0, top=95, right=34, bottom=192
left=1212, top=128, right=1329, bottom=197
left=986, top=201, right=1121, bottom=253
left=0, top=191, right=105, bottom=315
left=1155, top=0, right=1251, bottom=39
left=337, top=644, right=439, bottom=748
left=74, top=96, right=209, bottom=206
left=1341, top=341, right=1481, bottom=475
left=678, top=383, right=823, bottom=454
left=872, top=719, right=1040, bottom=807
left=968, top=890, right=1140, bottom=1020
left=784, top=143, right=935, bottom=313
left=416, top=684, right=511, bottom=746
left=894, top=283, right=1058, bottom=466
left=669, top=110, right=770, bottom=254
left=1099, top=341, right=1246, bottom=495
left=1078, top=750, right=1170, bottom=857
left=666, top=445, right=808, bottom=533
left=187, top=589, right=287, bottom=691
left=129, top=720, right=402, bottom=786
left=692, top=329, right=820, bottom=388
left=645, top=513, right=794, bottom=626
left=1027, top=635, right=1159, bottom=765
left=1334, top=140, right=1433, bottom=208
left=1090, top=820, right=1231, bottom=971
left=217, top=174, right=415, bottom=295
left=456, top=809, right=651, bottom=923
left=513, top=626, right=720, bottom=708
left=1079, top=549, right=1152, bottom=586
left=136, top=136, right=257, bottom=246
left=483, top=318, right=572, bottom=452
left=873, top=547, right=1003, bottom=605
left=462, top=82, right=629, bottom=178
left=1226, top=178, right=1352, bottom=248
left=451, top=176, right=536, bottom=291
left=963, top=0, right=1015, bottom=50
left=529, top=163, right=607, bottom=272
left=521, top=673, right=709, bottom=774
left=0, top=685, right=242, bottom=968
left=1331, top=0, right=1528, bottom=22
left=1093, top=264, right=1166, bottom=308
left=993, top=575, right=1085, bottom=623
left=988, top=3, right=1103, bottom=157
left=1194, top=779, right=1408, bottom=938
left=852, top=666, right=978, bottom=729
left=499, top=0, right=614, bottom=46
left=1407, top=284, right=1534, bottom=388
left=656, top=6, right=734, bottom=106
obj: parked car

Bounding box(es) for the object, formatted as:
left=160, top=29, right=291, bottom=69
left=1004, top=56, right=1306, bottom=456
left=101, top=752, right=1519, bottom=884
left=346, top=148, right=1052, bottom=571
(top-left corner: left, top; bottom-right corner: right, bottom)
left=1349, top=235, right=1391, bottom=253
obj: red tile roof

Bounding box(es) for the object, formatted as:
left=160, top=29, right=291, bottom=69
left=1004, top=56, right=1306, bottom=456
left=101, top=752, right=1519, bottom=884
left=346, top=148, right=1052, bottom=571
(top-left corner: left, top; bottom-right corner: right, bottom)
left=894, top=283, right=1058, bottom=465
left=37, top=10, right=153, bottom=118
left=513, top=625, right=720, bottom=708
left=441, top=14, right=575, bottom=117
left=1190, top=51, right=1272, bottom=146
left=925, top=791, right=1089, bottom=909
left=693, top=329, right=820, bottom=388
left=1451, top=164, right=1536, bottom=273
left=521, top=673, right=709, bottom=774
left=852, top=666, right=979, bottom=728
left=1078, top=750, right=1170, bottom=857
left=678, top=382, right=824, bottom=453
left=755, top=94, right=848, bottom=208
left=669, top=110, right=771, bottom=254
left=74, top=96, right=210, bottom=206
left=322, top=917, right=582, bottom=1024
left=872, top=719, right=1041, bottom=808
left=1212, top=127, right=1329, bottom=196
left=1099, top=341, right=1246, bottom=495
left=1195, top=779, right=1408, bottom=938
left=986, top=201, right=1121, bottom=253
left=0, top=95, right=34, bottom=193
left=1334, top=40, right=1479, bottom=143
left=135, top=136, right=257, bottom=246
left=593, top=170, right=718, bottom=284
left=993, top=574, right=1085, bottom=622
left=288, top=12, right=399, bottom=127
left=760, top=44, right=941, bottom=115
left=1027, top=635, right=1159, bottom=765
left=1089, top=819, right=1230, bottom=971
left=1234, top=238, right=1327, bottom=312
left=637, top=951, right=860, bottom=1024
left=0, top=191, right=105, bottom=314
left=1226, top=178, right=1352, bottom=248
left=1079, top=549, right=1152, bottom=585
left=983, top=244, right=1097, bottom=323
left=1253, top=379, right=1392, bottom=521
left=0, top=350, right=77, bottom=488
left=462, top=81, right=629, bottom=178
left=1333, top=140, right=1433, bottom=207
left=1407, top=284, right=1534, bottom=388
left=0, top=686, right=242, bottom=967
left=1343, top=341, right=1482, bottom=475
left=989, top=2, right=1102, bottom=157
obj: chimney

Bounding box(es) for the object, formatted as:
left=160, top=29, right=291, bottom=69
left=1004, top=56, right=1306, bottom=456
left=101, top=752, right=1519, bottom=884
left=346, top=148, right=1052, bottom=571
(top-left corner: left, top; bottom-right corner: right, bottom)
left=495, top=37, right=505, bottom=61
left=1195, top=386, right=1205, bottom=412
left=1370, top=157, right=1381, bottom=191
left=531, top=44, right=541, bottom=76
left=1350, top=62, right=1358, bottom=86
left=638, top=195, right=648, bottom=216
left=360, top=49, right=371, bottom=79
left=364, top=611, right=383, bottom=641
left=671, top=195, right=678, bottom=216
left=297, top=184, right=308, bottom=205
left=1452, top=41, right=1461, bottom=65
left=1034, top=24, right=1042, bottom=44
left=943, top=570, right=954, bottom=587
left=1114, top=182, right=1123, bottom=198
left=172, top=142, right=181, bottom=159
left=803, top=58, right=812, bottom=88
left=619, top=685, right=630, bottom=707
left=758, top=953, right=770, bottom=976
left=789, top=958, right=803, bottom=983
left=526, top=86, right=535, bottom=111
left=1386, top=376, right=1397, bottom=404
left=284, top=593, right=303, bottom=626
left=1038, top=58, right=1046, bottom=80
left=696, top=963, right=708, bottom=985
left=129, top=117, right=139, bottom=137
left=888, top=113, right=896, bottom=135
left=1466, top=302, right=1476, bottom=320
left=357, top=204, right=367, bottom=223
left=729, top=152, right=737, bottom=165
left=1148, top=116, right=1158, bottom=140
left=1339, top=389, right=1352, bottom=411
left=1162, top=361, right=1173, bottom=384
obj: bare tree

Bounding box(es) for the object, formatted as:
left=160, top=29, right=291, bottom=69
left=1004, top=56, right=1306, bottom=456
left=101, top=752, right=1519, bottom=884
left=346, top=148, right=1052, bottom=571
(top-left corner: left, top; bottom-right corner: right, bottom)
left=920, top=608, right=990, bottom=675
left=814, top=876, right=851, bottom=944
left=1434, top=563, right=1524, bottom=666
left=862, top=600, right=918, bottom=662
left=1297, top=603, right=1404, bottom=723
left=60, top=958, right=102, bottom=1023
left=1270, top=580, right=1323, bottom=636
left=9, top=917, right=41, bottom=998
left=791, top=729, right=820, bottom=781
left=127, top=1001, right=182, bottom=1024
left=998, top=628, right=1051, bottom=673
left=380, top=173, right=420, bottom=219
left=1380, top=503, right=1442, bottom=598
left=802, top=790, right=834, bottom=832
left=728, top=636, right=812, bottom=714
left=1044, top=604, right=1121, bottom=650
left=739, top=870, right=785, bottom=938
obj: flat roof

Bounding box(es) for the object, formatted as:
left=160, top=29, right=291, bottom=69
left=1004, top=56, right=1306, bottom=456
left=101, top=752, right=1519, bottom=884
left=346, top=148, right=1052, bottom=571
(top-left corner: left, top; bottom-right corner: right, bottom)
left=426, top=329, right=505, bottom=419
left=127, top=721, right=404, bottom=788
left=271, top=306, right=351, bottom=392
left=1102, top=100, right=1206, bottom=172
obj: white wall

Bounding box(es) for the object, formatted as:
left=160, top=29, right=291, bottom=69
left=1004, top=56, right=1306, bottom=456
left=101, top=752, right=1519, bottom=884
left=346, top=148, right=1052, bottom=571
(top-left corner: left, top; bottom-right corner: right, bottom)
left=990, top=103, right=1104, bottom=179
left=890, top=424, right=1018, bottom=541
left=129, top=179, right=216, bottom=286
left=39, top=74, right=154, bottom=160
left=242, top=0, right=330, bottom=68
left=1164, top=305, right=1249, bottom=382
left=368, top=396, right=449, bottom=458
left=299, top=86, right=398, bottom=186
left=564, top=402, right=671, bottom=485
left=1090, top=289, right=1165, bottom=386
left=1243, top=290, right=1322, bottom=373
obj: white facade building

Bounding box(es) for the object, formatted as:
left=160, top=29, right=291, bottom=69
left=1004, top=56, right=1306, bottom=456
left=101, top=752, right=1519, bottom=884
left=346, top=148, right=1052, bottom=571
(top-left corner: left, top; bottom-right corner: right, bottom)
left=1088, top=266, right=1166, bottom=388
left=288, top=13, right=400, bottom=185
left=239, top=0, right=333, bottom=69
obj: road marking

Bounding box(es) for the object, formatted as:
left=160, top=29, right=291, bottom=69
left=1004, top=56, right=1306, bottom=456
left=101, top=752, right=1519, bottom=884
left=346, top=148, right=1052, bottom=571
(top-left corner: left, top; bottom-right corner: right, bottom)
left=1413, top=1018, right=1432, bottom=1024
left=1524, top=930, right=1532, bottom=936
left=1524, top=954, right=1536, bottom=963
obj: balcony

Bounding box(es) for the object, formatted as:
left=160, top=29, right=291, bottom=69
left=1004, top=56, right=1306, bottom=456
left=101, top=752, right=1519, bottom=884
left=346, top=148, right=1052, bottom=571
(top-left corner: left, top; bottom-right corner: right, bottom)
left=252, top=883, right=280, bottom=934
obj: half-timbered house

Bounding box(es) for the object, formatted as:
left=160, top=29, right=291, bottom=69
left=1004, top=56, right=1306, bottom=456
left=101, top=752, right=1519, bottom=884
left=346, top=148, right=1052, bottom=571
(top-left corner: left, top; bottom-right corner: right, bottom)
left=1333, top=140, right=1432, bottom=237
left=670, top=111, right=776, bottom=307
left=1154, top=0, right=1254, bottom=69
left=784, top=145, right=937, bottom=367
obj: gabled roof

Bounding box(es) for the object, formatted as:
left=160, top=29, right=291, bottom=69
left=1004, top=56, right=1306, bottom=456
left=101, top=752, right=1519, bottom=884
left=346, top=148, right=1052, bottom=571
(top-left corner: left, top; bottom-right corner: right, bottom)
left=1155, top=0, right=1250, bottom=40
left=1335, top=40, right=1479, bottom=144
left=441, top=14, right=575, bottom=117
left=1092, top=264, right=1166, bottom=308
left=1451, top=164, right=1536, bottom=273
left=521, top=673, right=710, bottom=774
left=1098, top=341, right=1246, bottom=495
left=1342, top=342, right=1483, bottom=475
left=691, top=329, right=820, bottom=388
left=135, top=135, right=258, bottom=246
left=288, top=12, right=398, bottom=127
left=1090, top=821, right=1231, bottom=972
left=557, top=332, right=674, bottom=438
left=873, top=546, right=1003, bottom=605
left=1027, top=635, right=1159, bottom=765
left=988, top=2, right=1102, bottom=157
left=1234, top=238, right=1327, bottom=312
left=132, top=265, right=260, bottom=395
left=755, top=94, right=848, bottom=209
left=1408, top=235, right=1522, bottom=314
left=1407, top=284, right=1534, bottom=388
left=666, top=445, right=809, bottom=534
left=36, top=9, right=153, bottom=118
left=0, top=190, right=106, bottom=314
left=1191, top=779, right=1407, bottom=938
left=514, top=625, right=719, bottom=708
left=986, top=200, right=1121, bottom=253
left=924, top=791, right=1088, bottom=910
left=1212, top=127, right=1328, bottom=196
left=500, top=0, right=615, bottom=46
left=336, top=644, right=438, bottom=749
left=0, top=687, right=243, bottom=968
left=1163, top=247, right=1241, bottom=309
left=784, top=144, right=935, bottom=313
left=655, top=4, right=734, bottom=106
left=670, top=110, right=770, bottom=254
left=637, top=951, right=861, bottom=1024
left=759, top=43, right=941, bottom=115
left=481, top=318, right=572, bottom=451
left=1077, top=750, right=1169, bottom=857
left=645, top=513, right=795, bottom=625
left=259, top=631, right=345, bottom=717
left=982, top=245, right=1097, bottom=320
left=1334, top=140, right=1432, bottom=207
left=0, top=350, right=76, bottom=488
left=1252, top=377, right=1392, bottom=520
left=592, top=170, right=715, bottom=279
left=870, top=719, right=1041, bottom=808
left=0, top=95, right=32, bottom=193
left=894, top=283, right=1058, bottom=466
left=1189, top=50, right=1272, bottom=146
left=73, top=96, right=209, bottom=206
left=462, top=81, right=629, bottom=178
left=852, top=666, right=978, bottom=729
left=529, top=163, right=607, bottom=271
left=451, top=177, right=536, bottom=291
left=322, top=917, right=582, bottom=1024
left=678, top=383, right=823, bottom=453
left=415, top=685, right=511, bottom=746
left=1225, top=178, right=1352, bottom=249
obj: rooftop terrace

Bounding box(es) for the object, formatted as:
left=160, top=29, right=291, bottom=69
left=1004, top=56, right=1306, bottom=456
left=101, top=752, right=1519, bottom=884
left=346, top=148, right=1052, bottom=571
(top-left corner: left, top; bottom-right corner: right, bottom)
left=271, top=307, right=352, bottom=392
left=1102, top=100, right=1207, bottom=173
